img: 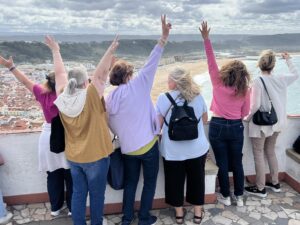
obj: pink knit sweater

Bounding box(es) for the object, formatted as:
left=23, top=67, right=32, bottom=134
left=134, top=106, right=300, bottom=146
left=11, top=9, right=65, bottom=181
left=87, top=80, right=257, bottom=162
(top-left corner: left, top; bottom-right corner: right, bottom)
left=204, top=39, right=250, bottom=119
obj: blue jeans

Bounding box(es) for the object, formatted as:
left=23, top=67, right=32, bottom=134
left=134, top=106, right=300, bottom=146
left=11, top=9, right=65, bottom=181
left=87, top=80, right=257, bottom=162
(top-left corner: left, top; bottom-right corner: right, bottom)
left=122, top=142, right=159, bottom=225
left=209, top=117, right=244, bottom=197
left=0, top=190, right=6, bottom=218
left=68, top=157, right=110, bottom=225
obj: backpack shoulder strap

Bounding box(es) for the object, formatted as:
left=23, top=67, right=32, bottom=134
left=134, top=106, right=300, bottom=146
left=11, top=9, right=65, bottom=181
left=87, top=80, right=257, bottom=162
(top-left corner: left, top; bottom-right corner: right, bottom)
left=163, top=92, right=179, bottom=127
left=165, top=92, right=178, bottom=107
left=183, top=99, right=202, bottom=123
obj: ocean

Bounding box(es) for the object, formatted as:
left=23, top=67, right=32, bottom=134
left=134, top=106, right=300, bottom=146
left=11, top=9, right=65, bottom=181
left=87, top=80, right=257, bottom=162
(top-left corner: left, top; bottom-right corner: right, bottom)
left=194, top=55, right=300, bottom=115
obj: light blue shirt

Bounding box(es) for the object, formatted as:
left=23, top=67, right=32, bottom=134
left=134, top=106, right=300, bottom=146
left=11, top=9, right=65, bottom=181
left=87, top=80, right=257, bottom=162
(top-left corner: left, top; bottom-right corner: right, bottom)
left=156, top=90, right=209, bottom=161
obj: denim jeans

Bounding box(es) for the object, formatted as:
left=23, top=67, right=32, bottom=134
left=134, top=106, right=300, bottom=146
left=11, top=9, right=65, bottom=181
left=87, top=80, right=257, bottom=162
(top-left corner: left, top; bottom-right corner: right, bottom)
left=122, top=142, right=159, bottom=225
left=209, top=117, right=244, bottom=197
left=68, top=157, right=110, bottom=225
left=0, top=190, right=6, bottom=218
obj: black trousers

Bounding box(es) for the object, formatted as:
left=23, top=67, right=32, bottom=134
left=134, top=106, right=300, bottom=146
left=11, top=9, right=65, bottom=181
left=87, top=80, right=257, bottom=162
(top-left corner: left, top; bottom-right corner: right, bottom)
left=47, top=168, right=73, bottom=212
left=163, top=153, right=207, bottom=207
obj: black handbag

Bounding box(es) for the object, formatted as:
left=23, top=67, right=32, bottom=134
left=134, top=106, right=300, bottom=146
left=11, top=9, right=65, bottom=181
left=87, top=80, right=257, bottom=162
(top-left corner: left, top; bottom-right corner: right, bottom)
left=252, top=77, right=278, bottom=126
left=50, top=114, right=65, bottom=153
left=107, top=136, right=124, bottom=190
left=293, top=136, right=300, bottom=154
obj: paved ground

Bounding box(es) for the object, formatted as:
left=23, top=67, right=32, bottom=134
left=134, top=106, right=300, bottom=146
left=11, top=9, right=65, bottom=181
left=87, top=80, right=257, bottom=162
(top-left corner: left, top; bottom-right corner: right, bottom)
left=4, top=182, right=300, bottom=225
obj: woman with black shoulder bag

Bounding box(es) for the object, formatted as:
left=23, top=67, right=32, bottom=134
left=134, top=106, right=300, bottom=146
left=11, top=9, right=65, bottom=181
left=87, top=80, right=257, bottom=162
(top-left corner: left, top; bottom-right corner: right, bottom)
left=245, top=51, right=299, bottom=197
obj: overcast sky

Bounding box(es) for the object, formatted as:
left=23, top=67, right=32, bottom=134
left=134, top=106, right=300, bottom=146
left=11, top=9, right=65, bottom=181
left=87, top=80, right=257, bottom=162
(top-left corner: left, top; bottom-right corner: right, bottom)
left=0, top=0, right=299, bottom=35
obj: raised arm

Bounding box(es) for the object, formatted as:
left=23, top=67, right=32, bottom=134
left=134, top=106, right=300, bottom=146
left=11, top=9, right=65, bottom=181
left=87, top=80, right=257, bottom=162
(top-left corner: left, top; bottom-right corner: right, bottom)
left=199, top=21, right=221, bottom=86
left=0, top=55, right=34, bottom=92
left=134, top=15, right=171, bottom=91
left=45, top=36, right=68, bottom=96
left=281, top=52, right=299, bottom=86
left=92, top=36, right=119, bottom=97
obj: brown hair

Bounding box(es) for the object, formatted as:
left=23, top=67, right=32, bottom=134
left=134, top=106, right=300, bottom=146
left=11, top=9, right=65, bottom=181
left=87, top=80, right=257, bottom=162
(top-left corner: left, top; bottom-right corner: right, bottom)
left=219, top=60, right=250, bottom=97
left=258, top=50, right=276, bottom=72
left=43, top=71, right=56, bottom=92
left=109, top=60, right=134, bottom=86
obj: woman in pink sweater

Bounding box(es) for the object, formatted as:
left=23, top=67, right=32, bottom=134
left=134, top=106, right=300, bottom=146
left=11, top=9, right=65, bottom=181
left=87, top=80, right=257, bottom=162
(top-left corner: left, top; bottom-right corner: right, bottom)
left=200, top=21, right=251, bottom=207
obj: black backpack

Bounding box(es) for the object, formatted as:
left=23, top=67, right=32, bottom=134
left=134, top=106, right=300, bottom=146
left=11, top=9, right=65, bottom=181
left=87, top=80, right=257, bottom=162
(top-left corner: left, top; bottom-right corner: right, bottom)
left=163, top=93, right=200, bottom=141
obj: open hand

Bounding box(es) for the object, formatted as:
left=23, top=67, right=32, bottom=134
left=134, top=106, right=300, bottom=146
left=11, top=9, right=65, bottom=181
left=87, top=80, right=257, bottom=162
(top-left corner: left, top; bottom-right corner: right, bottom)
left=199, top=21, right=210, bottom=40
left=161, top=14, right=172, bottom=40
left=45, top=35, right=60, bottom=52
left=0, top=55, right=14, bottom=68
left=281, top=52, right=291, bottom=60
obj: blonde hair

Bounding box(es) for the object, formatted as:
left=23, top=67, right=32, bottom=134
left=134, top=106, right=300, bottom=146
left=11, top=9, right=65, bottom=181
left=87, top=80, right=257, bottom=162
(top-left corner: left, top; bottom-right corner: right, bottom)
left=219, top=60, right=250, bottom=97
left=66, top=67, right=88, bottom=95
left=169, top=67, right=200, bottom=102
left=258, top=50, right=276, bottom=72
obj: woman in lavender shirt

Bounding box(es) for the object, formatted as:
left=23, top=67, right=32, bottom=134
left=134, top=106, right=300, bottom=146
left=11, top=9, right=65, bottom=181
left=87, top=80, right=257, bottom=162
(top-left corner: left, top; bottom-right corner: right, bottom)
left=106, top=15, right=171, bottom=225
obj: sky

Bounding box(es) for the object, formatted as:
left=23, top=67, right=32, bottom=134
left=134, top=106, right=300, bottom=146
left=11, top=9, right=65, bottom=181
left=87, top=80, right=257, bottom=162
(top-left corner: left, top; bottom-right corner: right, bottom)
left=0, top=0, right=299, bottom=35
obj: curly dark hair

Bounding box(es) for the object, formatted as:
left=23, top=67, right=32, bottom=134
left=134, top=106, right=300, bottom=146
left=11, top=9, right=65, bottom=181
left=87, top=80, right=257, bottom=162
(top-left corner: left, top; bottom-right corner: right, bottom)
left=219, top=60, right=251, bottom=97
left=109, top=60, right=134, bottom=86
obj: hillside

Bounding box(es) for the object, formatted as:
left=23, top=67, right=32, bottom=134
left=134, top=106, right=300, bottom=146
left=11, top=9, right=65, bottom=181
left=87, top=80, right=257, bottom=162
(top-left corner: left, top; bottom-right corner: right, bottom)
left=0, top=33, right=300, bottom=63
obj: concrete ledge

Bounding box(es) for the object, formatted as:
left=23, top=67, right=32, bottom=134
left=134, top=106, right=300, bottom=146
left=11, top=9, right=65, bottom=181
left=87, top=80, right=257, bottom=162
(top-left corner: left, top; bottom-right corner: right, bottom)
left=4, top=193, right=217, bottom=215
left=205, top=159, right=218, bottom=175
left=104, top=194, right=216, bottom=215
left=286, top=149, right=300, bottom=164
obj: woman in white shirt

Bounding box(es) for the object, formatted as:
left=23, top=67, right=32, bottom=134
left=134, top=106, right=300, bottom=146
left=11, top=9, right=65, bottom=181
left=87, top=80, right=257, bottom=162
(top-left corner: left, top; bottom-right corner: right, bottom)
left=245, top=51, right=299, bottom=197
left=156, top=68, right=209, bottom=224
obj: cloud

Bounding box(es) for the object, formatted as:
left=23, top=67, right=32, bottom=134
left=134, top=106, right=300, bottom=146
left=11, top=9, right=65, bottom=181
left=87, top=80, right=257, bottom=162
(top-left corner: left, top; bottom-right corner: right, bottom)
left=0, top=0, right=299, bottom=34
left=240, top=0, right=300, bottom=14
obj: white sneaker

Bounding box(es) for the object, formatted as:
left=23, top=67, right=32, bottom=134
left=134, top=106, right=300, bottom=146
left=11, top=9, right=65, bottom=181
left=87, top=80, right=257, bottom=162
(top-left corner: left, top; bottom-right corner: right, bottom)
left=217, top=194, right=231, bottom=206
left=67, top=211, right=72, bottom=216
left=0, top=212, right=13, bottom=224
left=50, top=209, right=61, bottom=217
left=103, top=217, right=108, bottom=225
left=51, top=205, right=67, bottom=217
left=236, top=195, right=244, bottom=207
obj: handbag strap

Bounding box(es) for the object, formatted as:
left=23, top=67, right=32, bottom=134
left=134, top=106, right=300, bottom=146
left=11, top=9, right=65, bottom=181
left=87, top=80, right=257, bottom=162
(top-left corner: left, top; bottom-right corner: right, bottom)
left=259, top=77, right=273, bottom=105
left=112, top=135, right=117, bottom=143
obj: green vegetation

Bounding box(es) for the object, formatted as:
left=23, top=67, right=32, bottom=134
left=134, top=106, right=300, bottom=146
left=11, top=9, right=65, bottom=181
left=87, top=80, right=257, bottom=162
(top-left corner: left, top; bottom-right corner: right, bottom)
left=1, top=35, right=300, bottom=64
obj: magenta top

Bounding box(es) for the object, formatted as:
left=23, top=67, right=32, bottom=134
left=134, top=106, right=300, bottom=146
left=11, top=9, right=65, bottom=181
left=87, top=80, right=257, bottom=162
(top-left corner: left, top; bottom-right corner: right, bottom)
left=33, top=84, right=59, bottom=123
left=204, top=39, right=250, bottom=119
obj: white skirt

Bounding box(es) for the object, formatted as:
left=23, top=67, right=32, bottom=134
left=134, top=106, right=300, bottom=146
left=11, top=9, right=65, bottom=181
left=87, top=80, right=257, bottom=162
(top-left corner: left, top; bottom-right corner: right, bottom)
left=38, top=123, right=70, bottom=172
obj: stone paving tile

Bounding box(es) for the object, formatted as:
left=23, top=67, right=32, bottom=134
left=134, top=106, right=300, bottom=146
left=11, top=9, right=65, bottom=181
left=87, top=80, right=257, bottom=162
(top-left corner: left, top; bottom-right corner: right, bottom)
left=3, top=182, right=300, bottom=225
left=275, top=218, right=290, bottom=225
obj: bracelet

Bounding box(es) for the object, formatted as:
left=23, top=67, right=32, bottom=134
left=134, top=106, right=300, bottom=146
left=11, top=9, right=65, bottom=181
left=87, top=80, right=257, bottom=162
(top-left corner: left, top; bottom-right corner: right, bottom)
left=158, top=37, right=168, bottom=46
left=9, top=65, right=16, bottom=72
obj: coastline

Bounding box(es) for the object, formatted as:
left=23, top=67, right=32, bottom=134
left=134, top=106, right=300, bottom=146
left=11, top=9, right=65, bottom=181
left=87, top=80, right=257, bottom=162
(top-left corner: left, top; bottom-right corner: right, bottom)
left=104, top=58, right=230, bottom=102
left=151, top=58, right=230, bottom=102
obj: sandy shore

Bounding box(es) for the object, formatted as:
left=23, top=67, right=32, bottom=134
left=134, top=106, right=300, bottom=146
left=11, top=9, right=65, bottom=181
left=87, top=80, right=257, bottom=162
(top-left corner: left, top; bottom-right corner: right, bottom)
left=105, top=58, right=230, bottom=102
left=151, top=58, right=230, bottom=102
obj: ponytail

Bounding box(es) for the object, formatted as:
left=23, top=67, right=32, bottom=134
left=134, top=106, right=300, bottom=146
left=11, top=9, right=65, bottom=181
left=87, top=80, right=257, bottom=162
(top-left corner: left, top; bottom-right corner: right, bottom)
left=66, top=78, right=77, bottom=95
